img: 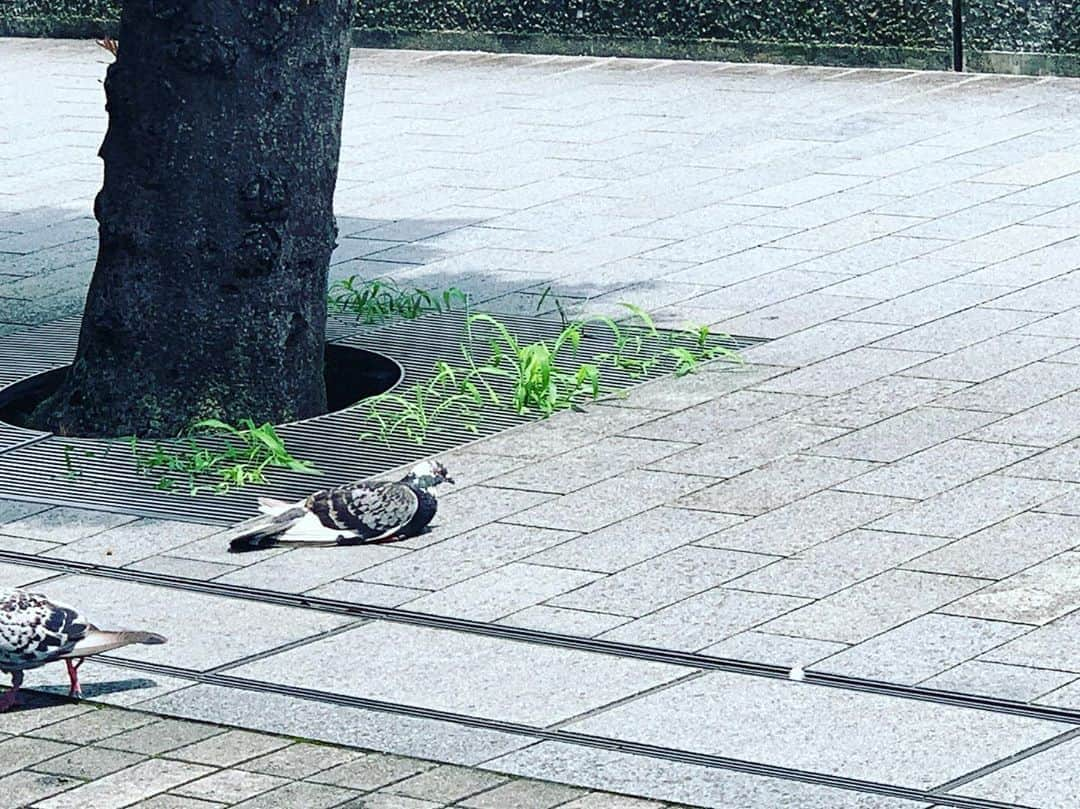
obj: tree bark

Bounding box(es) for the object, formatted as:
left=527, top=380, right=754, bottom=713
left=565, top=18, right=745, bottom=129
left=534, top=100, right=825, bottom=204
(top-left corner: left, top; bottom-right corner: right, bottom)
left=30, top=0, right=353, bottom=438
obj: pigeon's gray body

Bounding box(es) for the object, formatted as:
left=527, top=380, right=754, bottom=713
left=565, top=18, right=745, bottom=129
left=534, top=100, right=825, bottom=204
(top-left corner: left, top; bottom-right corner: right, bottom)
left=226, top=475, right=439, bottom=552
left=0, top=588, right=165, bottom=674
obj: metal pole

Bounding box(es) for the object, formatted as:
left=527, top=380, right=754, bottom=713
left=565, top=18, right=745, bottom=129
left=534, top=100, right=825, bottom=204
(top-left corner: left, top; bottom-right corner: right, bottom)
left=952, top=0, right=964, bottom=71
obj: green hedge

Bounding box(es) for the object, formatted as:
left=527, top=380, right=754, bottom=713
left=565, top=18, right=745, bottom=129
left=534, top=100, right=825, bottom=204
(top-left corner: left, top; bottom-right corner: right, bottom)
left=2, top=0, right=1079, bottom=57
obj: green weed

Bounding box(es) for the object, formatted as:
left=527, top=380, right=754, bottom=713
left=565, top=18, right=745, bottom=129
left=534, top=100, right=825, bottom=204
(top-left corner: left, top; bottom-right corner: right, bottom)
left=129, top=419, right=318, bottom=495
left=329, top=276, right=467, bottom=324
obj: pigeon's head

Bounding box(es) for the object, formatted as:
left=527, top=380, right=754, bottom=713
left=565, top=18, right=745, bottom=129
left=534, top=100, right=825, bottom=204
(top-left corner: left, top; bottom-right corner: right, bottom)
left=407, top=460, right=454, bottom=490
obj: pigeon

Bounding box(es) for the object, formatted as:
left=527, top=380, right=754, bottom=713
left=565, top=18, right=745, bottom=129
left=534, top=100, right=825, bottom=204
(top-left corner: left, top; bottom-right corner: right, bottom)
left=0, top=588, right=166, bottom=711
left=225, top=460, right=454, bottom=553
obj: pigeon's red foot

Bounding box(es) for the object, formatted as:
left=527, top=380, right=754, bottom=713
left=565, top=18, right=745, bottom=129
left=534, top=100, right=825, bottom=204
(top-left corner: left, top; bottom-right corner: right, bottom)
left=65, top=659, right=84, bottom=700
left=0, top=688, right=18, bottom=712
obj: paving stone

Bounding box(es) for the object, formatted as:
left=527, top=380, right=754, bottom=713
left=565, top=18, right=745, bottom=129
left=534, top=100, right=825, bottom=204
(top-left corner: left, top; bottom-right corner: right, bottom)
left=309, top=753, right=434, bottom=791
left=166, top=729, right=291, bottom=768
left=173, top=769, right=289, bottom=804
left=489, top=741, right=925, bottom=809
left=678, top=456, right=880, bottom=516
left=143, top=684, right=530, bottom=766
left=903, top=512, right=1080, bottom=580
left=701, top=631, right=848, bottom=668
left=729, top=529, right=948, bottom=598
left=840, top=439, right=1038, bottom=499
left=306, top=579, right=431, bottom=606
left=0, top=736, right=77, bottom=777
left=0, top=498, right=51, bottom=524
left=100, top=719, right=225, bottom=756
left=847, top=282, right=1006, bottom=326
left=507, top=470, right=713, bottom=532
left=988, top=268, right=1080, bottom=313
left=598, top=587, right=808, bottom=651
left=938, top=360, right=1080, bottom=414
left=33, top=758, right=215, bottom=809
left=0, top=507, right=136, bottom=542
left=696, top=491, right=908, bottom=555
left=30, top=709, right=158, bottom=746
left=46, top=519, right=220, bottom=566
left=922, top=661, right=1077, bottom=703
left=0, top=702, right=92, bottom=737
left=360, top=523, right=577, bottom=590
left=0, top=770, right=79, bottom=809
left=231, top=781, right=360, bottom=809
left=126, top=556, right=240, bottom=582
left=624, top=390, right=816, bottom=444
left=869, top=474, right=1073, bottom=538
left=795, top=375, right=967, bottom=429
left=239, top=743, right=361, bottom=780
left=967, top=391, right=1080, bottom=447
left=0, top=560, right=58, bottom=588
left=609, top=364, right=791, bottom=412
left=743, top=320, right=904, bottom=366
left=227, top=622, right=685, bottom=727
left=525, top=506, right=745, bottom=574
left=34, top=575, right=353, bottom=670
left=1006, top=442, right=1080, bottom=483
left=817, top=614, right=1029, bottom=684
left=498, top=605, right=631, bottom=637
left=344, top=794, right=442, bottom=809
left=388, top=764, right=508, bottom=802
left=647, top=417, right=845, bottom=478
left=904, top=334, right=1075, bottom=383
left=486, top=436, right=694, bottom=495
left=761, top=569, right=990, bottom=644
left=985, top=610, right=1080, bottom=673
left=757, top=347, right=938, bottom=396
left=1039, top=679, right=1080, bottom=708
left=813, top=406, right=999, bottom=463
left=872, top=305, right=1043, bottom=354
left=952, top=735, right=1080, bottom=807
left=459, top=778, right=587, bottom=808
left=570, top=670, right=1068, bottom=790
left=32, top=745, right=146, bottom=780
left=549, top=546, right=775, bottom=617
left=215, top=543, right=409, bottom=593
left=403, top=562, right=601, bottom=622
left=558, top=794, right=666, bottom=809
left=130, top=797, right=225, bottom=809
left=943, top=552, right=1080, bottom=625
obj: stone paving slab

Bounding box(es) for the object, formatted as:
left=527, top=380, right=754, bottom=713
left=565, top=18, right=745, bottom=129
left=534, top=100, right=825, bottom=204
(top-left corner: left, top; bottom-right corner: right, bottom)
left=0, top=697, right=688, bottom=809
left=3, top=38, right=1080, bottom=807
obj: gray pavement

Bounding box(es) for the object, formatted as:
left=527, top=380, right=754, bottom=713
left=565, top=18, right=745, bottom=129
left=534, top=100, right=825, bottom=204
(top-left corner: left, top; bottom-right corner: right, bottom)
left=1, top=38, right=1080, bottom=808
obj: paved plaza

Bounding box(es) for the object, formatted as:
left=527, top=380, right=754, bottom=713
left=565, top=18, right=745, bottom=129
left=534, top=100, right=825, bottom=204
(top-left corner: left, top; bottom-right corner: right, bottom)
left=2, top=38, right=1080, bottom=808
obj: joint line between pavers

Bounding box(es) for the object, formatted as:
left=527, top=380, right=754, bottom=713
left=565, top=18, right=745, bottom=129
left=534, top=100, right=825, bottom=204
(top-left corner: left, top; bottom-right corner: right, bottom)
left=930, top=725, right=1080, bottom=795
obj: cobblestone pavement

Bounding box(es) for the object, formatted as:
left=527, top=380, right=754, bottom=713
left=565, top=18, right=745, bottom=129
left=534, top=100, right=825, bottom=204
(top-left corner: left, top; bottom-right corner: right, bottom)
left=2, top=38, right=1080, bottom=808
left=0, top=695, right=683, bottom=808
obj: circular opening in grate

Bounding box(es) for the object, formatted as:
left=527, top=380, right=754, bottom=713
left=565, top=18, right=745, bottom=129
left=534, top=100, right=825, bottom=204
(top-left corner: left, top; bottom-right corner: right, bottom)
left=0, top=343, right=402, bottom=435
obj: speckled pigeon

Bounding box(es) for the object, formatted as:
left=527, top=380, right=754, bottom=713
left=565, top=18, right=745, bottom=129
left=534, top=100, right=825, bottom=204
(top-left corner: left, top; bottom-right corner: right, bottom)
left=225, top=460, right=454, bottom=553
left=0, top=588, right=166, bottom=710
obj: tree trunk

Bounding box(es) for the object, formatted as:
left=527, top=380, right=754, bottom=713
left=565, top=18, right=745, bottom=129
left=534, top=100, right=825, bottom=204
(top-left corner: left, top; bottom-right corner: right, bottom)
left=30, top=0, right=353, bottom=438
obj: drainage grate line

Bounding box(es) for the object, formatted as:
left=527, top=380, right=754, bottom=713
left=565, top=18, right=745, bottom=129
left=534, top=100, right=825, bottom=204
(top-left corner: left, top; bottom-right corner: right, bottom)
left=3, top=550, right=1077, bottom=728
left=0, top=312, right=765, bottom=523
left=87, top=655, right=1038, bottom=809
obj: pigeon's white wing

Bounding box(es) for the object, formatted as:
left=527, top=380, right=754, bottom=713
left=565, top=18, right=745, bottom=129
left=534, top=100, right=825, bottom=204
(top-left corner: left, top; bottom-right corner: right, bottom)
left=0, top=590, right=89, bottom=671
left=308, top=481, right=419, bottom=540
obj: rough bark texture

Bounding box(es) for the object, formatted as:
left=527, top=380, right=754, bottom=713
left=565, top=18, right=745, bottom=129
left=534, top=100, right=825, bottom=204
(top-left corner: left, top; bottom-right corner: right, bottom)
left=30, top=0, right=353, bottom=438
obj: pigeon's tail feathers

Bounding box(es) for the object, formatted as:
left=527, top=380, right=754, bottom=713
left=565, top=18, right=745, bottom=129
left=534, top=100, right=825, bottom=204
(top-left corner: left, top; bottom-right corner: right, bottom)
left=257, top=497, right=294, bottom=516
left=225, top=506, right=308, bottom=553
left=63, top=629, right=167, bottom=658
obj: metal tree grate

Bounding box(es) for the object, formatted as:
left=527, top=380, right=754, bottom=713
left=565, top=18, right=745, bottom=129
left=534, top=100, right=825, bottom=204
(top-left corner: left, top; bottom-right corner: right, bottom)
left=0, top=311, right=767, bottom=524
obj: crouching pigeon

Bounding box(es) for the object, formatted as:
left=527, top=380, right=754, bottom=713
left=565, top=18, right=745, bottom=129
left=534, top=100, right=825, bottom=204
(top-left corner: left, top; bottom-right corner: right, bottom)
left=225, top=460, right=454, bottom=553
left=1, top=588, right=166, bottom=710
